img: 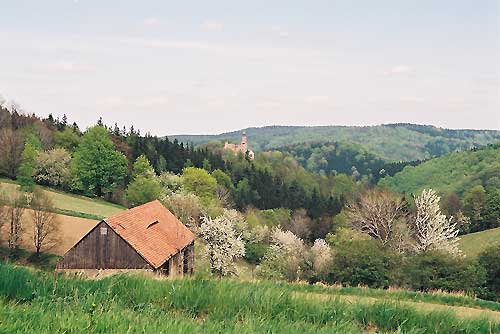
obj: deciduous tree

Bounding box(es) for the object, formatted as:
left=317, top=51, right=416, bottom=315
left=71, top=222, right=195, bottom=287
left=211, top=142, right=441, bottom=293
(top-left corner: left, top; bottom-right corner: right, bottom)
left=71, top=126, right=128, bottom=197
left=413, top=189, right=460, bottom=255
left=182, top=167, right=217, bottom=202
left=346, top=189, right=406, bottom=246
left=33, top=148, right=72, bottom=189
left=30, top=189, right=59, bottom=254
left=199, top=214, right=245, bottom=276
left=311, top=239, right=332, bottom=281
left=0, top=128, right=23, bottom=178
left=6, top=193, right=27, bottom=250
left=17, top=133, right=41, bottom=191
left=126, top=155, right=161, bottom=207
left=257, top=228, right=309, bottom=281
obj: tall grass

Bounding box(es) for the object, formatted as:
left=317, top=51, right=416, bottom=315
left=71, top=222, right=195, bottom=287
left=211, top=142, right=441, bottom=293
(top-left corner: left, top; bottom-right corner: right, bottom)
left=0, top=263, right=497, bottom=334
left=283, top=282, right=500, bottom=312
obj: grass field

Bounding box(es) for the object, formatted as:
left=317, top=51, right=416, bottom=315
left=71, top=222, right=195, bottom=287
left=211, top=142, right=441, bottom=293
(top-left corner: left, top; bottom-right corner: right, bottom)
left=459, top=227, right=500, bottom=258
left=0, top=179, right=125, bottom=219
left=0, top=263, right=498, bottom=334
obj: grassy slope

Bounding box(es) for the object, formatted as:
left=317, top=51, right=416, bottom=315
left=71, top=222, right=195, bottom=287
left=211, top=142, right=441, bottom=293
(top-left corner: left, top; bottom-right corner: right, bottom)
left=0, top=179, right=125, bottom=219
left=378, top=147, right=500, bottom=195
left=0, top=263, right=498, bottom=334
left=459, top=227, right=500, bottom=258
left=171, top=124, right=500, bottom=161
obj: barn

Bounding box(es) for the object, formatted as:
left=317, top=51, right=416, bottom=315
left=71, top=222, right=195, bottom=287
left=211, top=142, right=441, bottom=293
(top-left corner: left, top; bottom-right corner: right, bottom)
left=56, top=200, right=195, bottom=276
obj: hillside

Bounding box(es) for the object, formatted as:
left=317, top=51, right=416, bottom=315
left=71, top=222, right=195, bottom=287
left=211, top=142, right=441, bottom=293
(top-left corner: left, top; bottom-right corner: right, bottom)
left=171, top=124, right=500, bottom=162
left=0, top=179, right=124, bottom=220
left=0, top=180, right=125, bottom=255
left=273, top=141, right=399, bottom=178
left=0, top=263, right=498, bottom=334
left=459, top=227, right=500, bottom=258
left=378, top=146, right=500, bottom=195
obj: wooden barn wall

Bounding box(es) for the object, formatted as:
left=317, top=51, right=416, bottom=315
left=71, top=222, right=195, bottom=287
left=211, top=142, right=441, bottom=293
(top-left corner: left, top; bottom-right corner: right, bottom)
left=56, top=221, right=151, bottom=270
left=163, top=242, right=195, bottom=277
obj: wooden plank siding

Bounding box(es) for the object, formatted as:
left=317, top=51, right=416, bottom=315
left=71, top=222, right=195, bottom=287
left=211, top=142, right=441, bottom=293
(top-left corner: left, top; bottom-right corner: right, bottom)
left=56, top=221, right=151, bottom=270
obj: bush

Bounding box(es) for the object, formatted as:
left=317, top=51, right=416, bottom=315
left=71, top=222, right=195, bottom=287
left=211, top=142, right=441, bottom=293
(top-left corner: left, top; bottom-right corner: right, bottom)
left=399, top=251, right=487, bottom=296
left=244, top=242, right=268, bottom=265
left=330, top=240, right=400, bottom=288
left=478, top=244, right=500, bottom=301
left=126, top=176, right=161, bottom=207
left=33, top=148, right=72, bottom=189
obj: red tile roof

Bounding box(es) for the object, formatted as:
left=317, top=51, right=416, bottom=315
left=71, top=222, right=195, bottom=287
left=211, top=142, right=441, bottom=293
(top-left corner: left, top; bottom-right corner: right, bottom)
left=105, top=200, right=195, bottom=269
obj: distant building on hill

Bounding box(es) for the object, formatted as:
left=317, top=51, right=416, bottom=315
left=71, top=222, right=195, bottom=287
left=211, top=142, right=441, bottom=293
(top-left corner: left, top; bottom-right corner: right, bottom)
left=56, top=200, right=195, bottom=276
left=224, top=132, right=255, bottom=160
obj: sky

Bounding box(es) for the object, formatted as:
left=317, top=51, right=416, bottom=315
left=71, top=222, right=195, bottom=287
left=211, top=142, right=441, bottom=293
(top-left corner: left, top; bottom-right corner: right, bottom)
left=1, top=0, right=499, bottom=135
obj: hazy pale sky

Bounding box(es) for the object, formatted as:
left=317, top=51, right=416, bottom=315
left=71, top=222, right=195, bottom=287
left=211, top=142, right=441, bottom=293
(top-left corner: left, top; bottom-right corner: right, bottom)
left=1, top=0, right=499, bottom=134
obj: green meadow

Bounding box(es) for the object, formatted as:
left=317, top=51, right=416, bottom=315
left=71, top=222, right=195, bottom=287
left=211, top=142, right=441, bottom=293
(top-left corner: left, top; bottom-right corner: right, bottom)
left=0, top=263, right=498, bottom=334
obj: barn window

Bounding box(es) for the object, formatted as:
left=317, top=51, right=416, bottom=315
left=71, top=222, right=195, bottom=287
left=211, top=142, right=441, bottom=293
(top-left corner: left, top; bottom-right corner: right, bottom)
left=147, top=221, right=159, bottom=228
left=100, top=227, right=108, bottom=235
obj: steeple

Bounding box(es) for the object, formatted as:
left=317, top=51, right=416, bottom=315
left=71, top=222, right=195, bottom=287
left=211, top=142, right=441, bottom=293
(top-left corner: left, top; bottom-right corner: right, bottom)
left=241, top=131, right=247, bottom=151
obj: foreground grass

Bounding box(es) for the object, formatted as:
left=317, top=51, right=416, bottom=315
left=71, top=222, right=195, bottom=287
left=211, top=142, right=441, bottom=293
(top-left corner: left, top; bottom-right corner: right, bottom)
left=0, top=263, right=498, bottom=334
left=0, top=180, right=125, bottom=219
left=459, top=227, right=500, bottom=258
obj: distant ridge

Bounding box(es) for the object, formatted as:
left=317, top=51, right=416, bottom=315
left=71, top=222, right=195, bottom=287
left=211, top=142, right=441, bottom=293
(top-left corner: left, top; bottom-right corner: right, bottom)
left=169, top=124, right=500, bottom=162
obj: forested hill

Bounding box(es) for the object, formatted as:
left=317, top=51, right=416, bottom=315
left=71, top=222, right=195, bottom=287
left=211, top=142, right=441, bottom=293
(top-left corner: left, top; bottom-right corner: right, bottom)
left=171, top=124, right=500, bottom=162
left=379, top=144, right=500, bottom=196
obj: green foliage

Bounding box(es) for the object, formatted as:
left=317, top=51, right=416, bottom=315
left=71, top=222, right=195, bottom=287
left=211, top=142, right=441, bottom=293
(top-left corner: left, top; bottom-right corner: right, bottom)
left=126, top=177, right=161, bottom=207
left=325, top=227, right=370, bottom=247
left=277, top=141, right=386, bottom=178
left=463, top=185, right=487, bottom=231
left=484, top=190, right=500, bottom=229
left=234, top=178, right=259, bottom=208
left=131, top=154, right=155, bottom=180
left=182, top=167, right=217, bottom=202
left=244, top=242, right=268, bottom=265
left=71, top=126, right=128, bottom=197
left=211, top=169, right=233, bottom=189
left=399, top=251, right=487, bottom=296
left=379, top=147, right=500, bottom=221
left=126, top=155, right=161, bottom=207
left=478, top=244, right=500, bottom=301
left=17, top=133, right=41, bottom=191
left=53, top=127, right=81, bottom=152
left=330, top=240, right=400, bottom=288
left=173, top=124, right=500, bottom=162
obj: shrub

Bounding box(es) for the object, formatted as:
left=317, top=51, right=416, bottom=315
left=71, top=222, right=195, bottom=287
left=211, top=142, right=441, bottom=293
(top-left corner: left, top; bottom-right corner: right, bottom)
left=399, top=251, right=487, bottom=296
left=257, top=228, right=311, bottom=281
left=478, top=244, right=500, bottom=301
left=33, top=148, right=72, bottom=189
left=330, top=240, right=400, bottom=288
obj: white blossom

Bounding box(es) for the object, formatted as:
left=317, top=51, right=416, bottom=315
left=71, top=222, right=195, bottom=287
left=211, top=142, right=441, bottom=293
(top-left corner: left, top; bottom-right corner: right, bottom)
left=311, top=239, right=332, bottom=279
left=199, top=215, right=245, bottom=276
left=257, top=228, right=308, bottom=281
left=414, top=189, right=461, bottom=256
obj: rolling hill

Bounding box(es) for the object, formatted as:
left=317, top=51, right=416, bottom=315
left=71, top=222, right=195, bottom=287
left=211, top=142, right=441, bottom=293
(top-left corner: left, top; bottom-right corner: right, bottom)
left=378, top=145, right=500, bottom=195
left=171, top=124, right=500, bottom=162
left=459, top=227, right=500, bottom=258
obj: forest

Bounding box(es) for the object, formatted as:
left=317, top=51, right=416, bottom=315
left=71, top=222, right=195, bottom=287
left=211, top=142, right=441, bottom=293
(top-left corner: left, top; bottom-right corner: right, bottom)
left=173, top=123, right=500, bottom=161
